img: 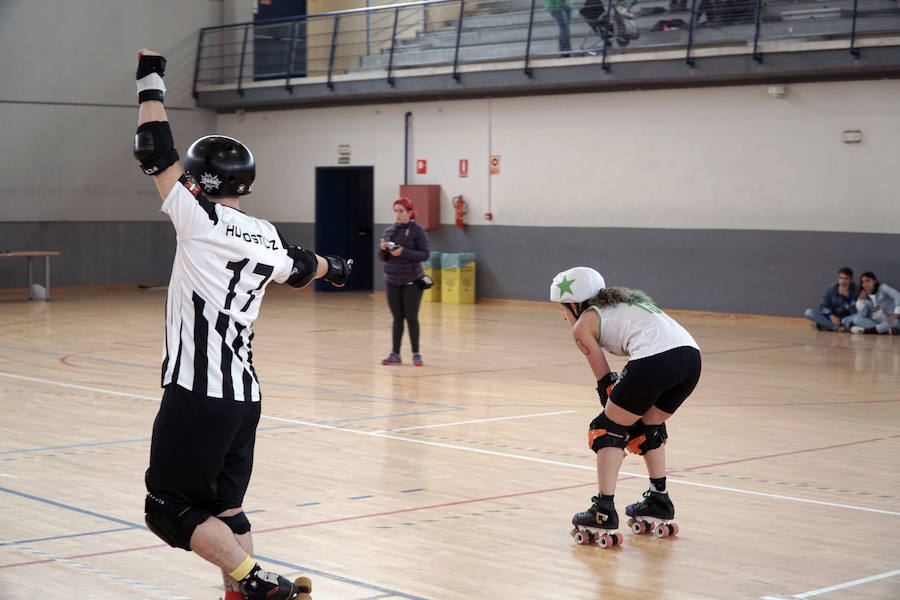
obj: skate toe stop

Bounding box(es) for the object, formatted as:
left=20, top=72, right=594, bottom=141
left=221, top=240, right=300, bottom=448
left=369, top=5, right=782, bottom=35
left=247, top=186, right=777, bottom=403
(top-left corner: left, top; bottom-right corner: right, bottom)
left=294, top=576, right=312, bottom=593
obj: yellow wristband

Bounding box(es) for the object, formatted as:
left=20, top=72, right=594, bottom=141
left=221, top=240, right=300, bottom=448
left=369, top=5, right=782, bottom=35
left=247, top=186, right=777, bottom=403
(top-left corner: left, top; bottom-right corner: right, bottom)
left=228, top=555, right=255, bottom=582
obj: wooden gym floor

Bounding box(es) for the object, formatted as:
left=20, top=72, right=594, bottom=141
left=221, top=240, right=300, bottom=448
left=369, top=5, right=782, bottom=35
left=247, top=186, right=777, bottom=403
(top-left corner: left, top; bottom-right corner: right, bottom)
left=0, top=285, right=898, bottom=600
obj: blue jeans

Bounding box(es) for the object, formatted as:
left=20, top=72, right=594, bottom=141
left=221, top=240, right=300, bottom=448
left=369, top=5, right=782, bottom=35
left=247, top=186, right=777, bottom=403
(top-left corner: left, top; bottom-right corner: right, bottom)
left=804, top=309, right=853, bottom=331
left=551, top=7, right=572, bottom=56
left=850, top=307, right=900, bottom=333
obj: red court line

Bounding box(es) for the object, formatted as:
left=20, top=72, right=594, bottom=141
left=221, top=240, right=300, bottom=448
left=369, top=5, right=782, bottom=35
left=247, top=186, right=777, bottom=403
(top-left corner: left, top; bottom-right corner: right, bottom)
left=680, top=437, right=890, bottom=472
left=3, top=434, right=895, bottom=569
left=701, top=343, right=807, bottom=355
left=0, top=479, right=634, bottom=569
left=690, top=397, right=900, bottom=409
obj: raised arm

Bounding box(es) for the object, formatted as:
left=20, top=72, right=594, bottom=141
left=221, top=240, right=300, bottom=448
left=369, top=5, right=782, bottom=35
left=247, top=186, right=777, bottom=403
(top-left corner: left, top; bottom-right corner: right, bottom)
left=133, top=49, right=184, bottom=200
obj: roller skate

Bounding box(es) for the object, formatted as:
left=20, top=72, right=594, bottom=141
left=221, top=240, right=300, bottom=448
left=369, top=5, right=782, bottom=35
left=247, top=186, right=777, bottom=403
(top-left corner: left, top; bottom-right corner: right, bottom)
left=569, top=495, right=624, bottom=548
left=626, top=489, right=679, bottom=538
left=240, top=566, right=312, bottom=600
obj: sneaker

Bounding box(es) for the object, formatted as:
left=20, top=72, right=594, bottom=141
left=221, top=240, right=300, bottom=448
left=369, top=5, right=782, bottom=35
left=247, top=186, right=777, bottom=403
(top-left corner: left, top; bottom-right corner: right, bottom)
left=412, top=353, right=423, bottom=366
left=850, top=326, right=865, bottom=334
left=381, top=352, right=402, bottom=365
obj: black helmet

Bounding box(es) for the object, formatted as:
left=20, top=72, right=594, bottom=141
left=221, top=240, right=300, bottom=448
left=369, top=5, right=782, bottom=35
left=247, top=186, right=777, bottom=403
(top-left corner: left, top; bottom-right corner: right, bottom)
left=183, top=135, right=255, bottom=196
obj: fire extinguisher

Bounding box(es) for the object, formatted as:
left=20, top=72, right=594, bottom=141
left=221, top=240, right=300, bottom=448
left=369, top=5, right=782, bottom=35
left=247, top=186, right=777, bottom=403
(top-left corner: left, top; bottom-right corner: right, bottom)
left=452, top=195, right=467, bottom=229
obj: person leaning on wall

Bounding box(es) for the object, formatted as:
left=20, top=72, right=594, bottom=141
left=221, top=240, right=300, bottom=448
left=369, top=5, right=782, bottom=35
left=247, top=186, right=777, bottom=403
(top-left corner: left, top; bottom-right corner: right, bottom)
left=803, top=267, right=858, bottom=332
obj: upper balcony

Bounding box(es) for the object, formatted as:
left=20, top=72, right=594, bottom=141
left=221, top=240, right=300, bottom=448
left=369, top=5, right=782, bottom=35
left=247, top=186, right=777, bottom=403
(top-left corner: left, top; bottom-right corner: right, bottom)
left=193, top=0, right=900, bottom=110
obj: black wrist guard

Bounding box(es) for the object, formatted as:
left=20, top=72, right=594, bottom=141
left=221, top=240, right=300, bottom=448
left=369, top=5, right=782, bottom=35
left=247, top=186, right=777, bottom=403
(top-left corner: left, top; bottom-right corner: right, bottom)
left=133, top=121, right=179, bottom=175
left=323, top=255, right=351, bottom=286
left=597, top=371, right=619, bottom=408
left=136, top=55, right=167, bottom=104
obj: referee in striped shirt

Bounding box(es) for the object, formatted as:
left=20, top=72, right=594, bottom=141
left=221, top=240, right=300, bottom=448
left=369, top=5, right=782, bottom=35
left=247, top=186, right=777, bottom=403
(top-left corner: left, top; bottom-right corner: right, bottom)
left=133, top=48, right=347, bottom=600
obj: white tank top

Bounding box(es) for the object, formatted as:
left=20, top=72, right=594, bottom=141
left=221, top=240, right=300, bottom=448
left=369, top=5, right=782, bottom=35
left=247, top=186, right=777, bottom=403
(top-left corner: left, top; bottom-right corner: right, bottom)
left=586, top=302, right=699, bottom=360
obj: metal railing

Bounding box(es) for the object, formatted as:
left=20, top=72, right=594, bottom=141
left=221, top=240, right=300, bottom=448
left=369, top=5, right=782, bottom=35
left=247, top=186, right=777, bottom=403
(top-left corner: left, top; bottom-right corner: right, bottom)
left=193, top=0, right=900, bottom=96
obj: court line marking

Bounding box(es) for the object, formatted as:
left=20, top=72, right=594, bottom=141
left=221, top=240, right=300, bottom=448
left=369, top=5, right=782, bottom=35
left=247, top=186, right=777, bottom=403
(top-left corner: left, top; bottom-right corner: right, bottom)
left=758, top=568, right=900, bottom=599
left=4, top=372, right=899, bottom=518
left=370, top=410, right=575, bottom=433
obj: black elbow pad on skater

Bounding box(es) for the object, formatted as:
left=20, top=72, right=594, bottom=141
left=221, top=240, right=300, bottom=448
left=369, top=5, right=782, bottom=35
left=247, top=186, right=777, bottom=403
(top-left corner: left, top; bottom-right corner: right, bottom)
left=133, top=121, right=179, bottom=175
left=596, top=371, right=619, bottom=407
left=285, top=245, right=318, bottom=288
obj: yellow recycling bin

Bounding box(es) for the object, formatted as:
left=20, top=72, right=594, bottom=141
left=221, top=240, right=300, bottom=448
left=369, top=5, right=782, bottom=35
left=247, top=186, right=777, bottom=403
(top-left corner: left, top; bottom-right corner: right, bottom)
left=422, top=251, right=442, bottom=303
left=440, top=252, right=476, bottom=304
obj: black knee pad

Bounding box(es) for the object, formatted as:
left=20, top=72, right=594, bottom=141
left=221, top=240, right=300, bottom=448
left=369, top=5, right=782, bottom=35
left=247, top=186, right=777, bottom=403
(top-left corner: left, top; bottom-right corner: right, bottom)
left=626, top=421, right=668, bottom=455
left=144, top=493, right=209, bottom=550
left=219, top=512, right=251, bottom=535
left=588, top=412, right=630, bottom=453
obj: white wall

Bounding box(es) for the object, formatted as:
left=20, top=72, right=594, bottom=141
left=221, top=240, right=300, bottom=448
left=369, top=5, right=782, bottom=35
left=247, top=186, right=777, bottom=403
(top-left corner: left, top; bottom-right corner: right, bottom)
left=215, top=79, right=900, bottom=234
left=0, top=0, right=226, bottom=222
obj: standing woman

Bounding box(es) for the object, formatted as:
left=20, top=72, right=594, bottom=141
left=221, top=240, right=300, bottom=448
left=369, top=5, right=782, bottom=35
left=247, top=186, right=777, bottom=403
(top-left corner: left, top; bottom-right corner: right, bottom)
left=379, top=197, right=431, bottom=366
left=550, top=267, right=701, bottom=544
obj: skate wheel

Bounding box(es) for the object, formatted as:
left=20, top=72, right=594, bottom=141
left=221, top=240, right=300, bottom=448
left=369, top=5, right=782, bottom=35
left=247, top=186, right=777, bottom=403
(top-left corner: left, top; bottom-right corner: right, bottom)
left=598, top=534, right=612, bottom=548
left=293, top=576, right=312, bottom=593
left=669, top=523, right=679, bottom=536
left=631, top=520, right=647, bottom=535
left=613, top=532, right=624, bottom=546
left=653, top=524, right=668, bottom=538
left=574, top=530, right=590, bottom=544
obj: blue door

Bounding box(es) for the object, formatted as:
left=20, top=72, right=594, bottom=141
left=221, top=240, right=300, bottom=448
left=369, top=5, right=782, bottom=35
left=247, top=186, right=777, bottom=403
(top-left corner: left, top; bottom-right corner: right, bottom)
left=314, top=166, right=374, bottom=292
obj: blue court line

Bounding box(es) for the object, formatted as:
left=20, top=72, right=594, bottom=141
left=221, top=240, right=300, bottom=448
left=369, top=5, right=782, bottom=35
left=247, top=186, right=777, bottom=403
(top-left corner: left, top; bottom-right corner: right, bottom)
left=0, top=437, right=151, bottom=455
left=296, top=502, right=321, bottom=507
left=0, top=486, right=143, bottom=528
left=1, top=483, right=429, bottom=599
left=332, top=407, right=463, bottom=423
left=0, top=494, right=266, bottom=547
left=0, top=526, right=137, bottom=546
left=0, top=424, right=308, bottom=455
left=255, top=553, right=430, bottom=600
left=401, top=489, right=423, bottom=493
left=349, top=495, right=374, bottom=500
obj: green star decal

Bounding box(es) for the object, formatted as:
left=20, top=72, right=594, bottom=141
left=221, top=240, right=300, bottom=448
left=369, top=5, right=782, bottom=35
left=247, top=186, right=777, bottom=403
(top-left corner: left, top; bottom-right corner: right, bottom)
left=556, top=274, right=576, bottom=297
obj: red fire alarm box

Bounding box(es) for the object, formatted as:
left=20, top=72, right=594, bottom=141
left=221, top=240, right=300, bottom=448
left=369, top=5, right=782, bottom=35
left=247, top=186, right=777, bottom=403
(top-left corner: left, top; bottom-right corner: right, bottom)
left=399, top=184, right=441, bottom=230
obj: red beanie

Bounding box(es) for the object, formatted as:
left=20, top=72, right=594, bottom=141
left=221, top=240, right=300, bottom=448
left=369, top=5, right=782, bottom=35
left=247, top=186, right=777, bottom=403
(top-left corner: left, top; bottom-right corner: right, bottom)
left=393, top=197, right=417, bottom=220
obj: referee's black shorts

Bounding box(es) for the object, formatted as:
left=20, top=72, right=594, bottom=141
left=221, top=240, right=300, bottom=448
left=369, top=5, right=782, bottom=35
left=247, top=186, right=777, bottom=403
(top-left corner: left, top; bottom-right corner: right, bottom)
left=145, top=384, right=261, bottom=516
left=609, top=346, right=701, bottom=416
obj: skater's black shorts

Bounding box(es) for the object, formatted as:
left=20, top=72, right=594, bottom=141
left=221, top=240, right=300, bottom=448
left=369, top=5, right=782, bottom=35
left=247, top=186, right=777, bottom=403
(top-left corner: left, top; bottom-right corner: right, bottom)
left=145, top=384, right=261, bottom=517
left=609, top=346, right=701, bottom=416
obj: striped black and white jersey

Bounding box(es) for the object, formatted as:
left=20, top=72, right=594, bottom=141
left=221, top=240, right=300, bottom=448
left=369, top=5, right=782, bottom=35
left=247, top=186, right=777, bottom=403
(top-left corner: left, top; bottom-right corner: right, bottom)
left=159, top=175, right=296, bottom=402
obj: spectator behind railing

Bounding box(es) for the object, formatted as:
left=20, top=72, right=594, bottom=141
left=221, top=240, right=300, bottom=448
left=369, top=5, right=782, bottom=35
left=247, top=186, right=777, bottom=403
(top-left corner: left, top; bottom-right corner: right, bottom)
left=545, top=0, right=573, bottom=58
left=850, top=272, right=900, bottom=334
left=803, top=267, right=858, bottom=332
left=696, top=0, right=756, bottom=26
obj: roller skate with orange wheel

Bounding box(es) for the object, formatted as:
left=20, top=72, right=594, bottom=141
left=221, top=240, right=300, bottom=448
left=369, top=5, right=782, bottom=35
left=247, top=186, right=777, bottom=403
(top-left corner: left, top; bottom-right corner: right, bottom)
left=240, top=566, right=312, bottom=600
left=570, top=495, right=624, bottom=549
left=625, top=489, right=679, bottom=538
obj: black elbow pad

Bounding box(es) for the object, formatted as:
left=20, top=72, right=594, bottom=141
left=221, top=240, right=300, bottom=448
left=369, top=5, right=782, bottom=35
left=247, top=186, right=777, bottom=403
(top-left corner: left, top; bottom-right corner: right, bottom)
left=285, top=245, right=318, bottom=288
left=133, top=121, right=179, bottom=175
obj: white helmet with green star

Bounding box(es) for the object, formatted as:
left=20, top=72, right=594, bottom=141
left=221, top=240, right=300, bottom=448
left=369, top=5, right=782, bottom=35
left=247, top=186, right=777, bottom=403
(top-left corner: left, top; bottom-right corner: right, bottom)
left=550, top=267, right=606, bottom=303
